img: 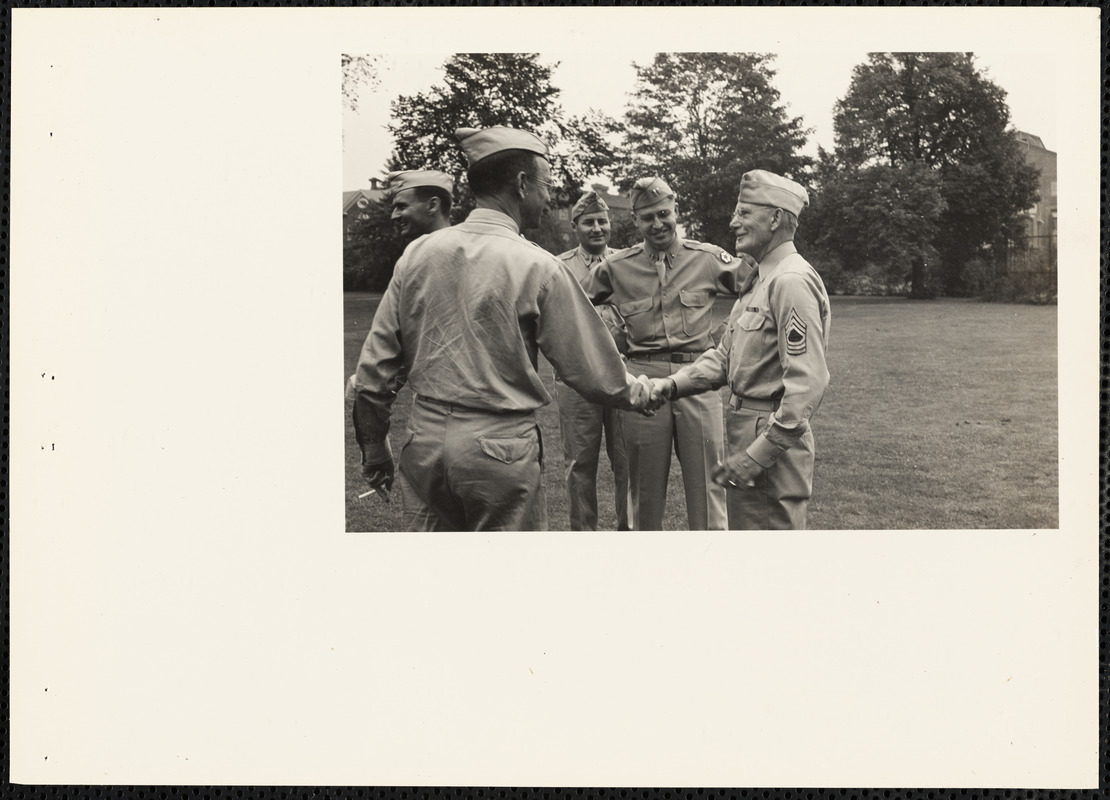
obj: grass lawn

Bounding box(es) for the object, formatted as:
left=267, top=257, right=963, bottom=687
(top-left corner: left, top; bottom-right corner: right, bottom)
left=344, top=293, right=1057, bottom=531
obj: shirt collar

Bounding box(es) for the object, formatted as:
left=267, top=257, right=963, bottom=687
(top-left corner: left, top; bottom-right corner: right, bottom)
left=577, top=245, right=609, bottom=265
left=757, top=240, right=798, bottom=280
left=643, top=237, right=682, bottom=263
left=466, top=207, right=520, bottom=235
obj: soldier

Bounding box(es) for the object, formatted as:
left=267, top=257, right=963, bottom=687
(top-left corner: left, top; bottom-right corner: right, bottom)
left=345, top=169, right=455, bottom=408
left=351, top=126, right=655, bottom=531
left=553, top=191, right=633, bottom=530
left=647, top=170, right=830, bottom=530
left=386, top=169, right=454, bottom=240
left=581, top=177, right=751, bottom=531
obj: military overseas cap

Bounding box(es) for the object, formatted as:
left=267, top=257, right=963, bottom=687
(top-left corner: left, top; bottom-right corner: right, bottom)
left=630, top=176, right=676, bottom=212
left=737, top=169, right=809, bottom=217
left=386, top=169, right=454, bottom=195
left=455, top=126, right=548, bottom=167
left=571, top=191, right=610, bottom=221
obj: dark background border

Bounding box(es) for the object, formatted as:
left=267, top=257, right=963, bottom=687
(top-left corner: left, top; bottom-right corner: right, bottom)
left=2, top=1, right=1104, bottom=798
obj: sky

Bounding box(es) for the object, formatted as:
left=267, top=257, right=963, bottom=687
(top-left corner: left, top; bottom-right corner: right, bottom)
left=342, top=50, right=1057, bottom=191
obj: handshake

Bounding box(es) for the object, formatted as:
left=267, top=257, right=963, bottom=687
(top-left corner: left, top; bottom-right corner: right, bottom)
left=626, top=374, right=679, bottom=415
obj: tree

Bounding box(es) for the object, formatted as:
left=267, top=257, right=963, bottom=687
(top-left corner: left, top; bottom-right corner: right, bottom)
left=809, top=155, right=947, bottom=297
left=607, top=210, right=641, bottom=250
left=341, top=54, right=383, bottom=112
left=343, top=195, right=404, bottom=292
left=616, top=53, right=812, bottom=250
left=559, top=108, right=624, bottom=190
left=828, top=52, right=1039, bottom=296
left=388, top=54, right=617, bottom=200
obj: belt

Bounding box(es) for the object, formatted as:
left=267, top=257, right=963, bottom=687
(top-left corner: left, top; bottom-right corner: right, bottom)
left=728, top=395, right=780, bottom=413
left=631, top=351, right=702, bottom=363
left=416, top=395, right=533, bottom=416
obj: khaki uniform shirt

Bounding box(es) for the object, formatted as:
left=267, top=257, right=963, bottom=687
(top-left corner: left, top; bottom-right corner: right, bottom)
left=353, top=208, right=635, bottom=462
left=555, top=245, right=627, bottom=355
left=580, top=238, right=750, bottom=357
left=671, top=241, right=831, bottom=468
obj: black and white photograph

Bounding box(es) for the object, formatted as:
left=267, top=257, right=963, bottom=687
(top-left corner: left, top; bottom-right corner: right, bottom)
left=10, top=6, right=1100, bottom=789
left=343, top=50, right=1059, bottom=533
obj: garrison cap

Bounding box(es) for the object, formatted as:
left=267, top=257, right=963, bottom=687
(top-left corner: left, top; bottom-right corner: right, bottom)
left=571, top=191, right=610, bottom=221
left=736, top=169, right=809, bottom=217
left=455, top=126, right=549, bottom=167
left=386, top=169, right=454, bottom=195
left=630, top=176, right=676, bottom=212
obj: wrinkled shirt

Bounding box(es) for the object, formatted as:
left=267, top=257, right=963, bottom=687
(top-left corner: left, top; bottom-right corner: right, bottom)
left=580, top=238, right=751, bottom=357
left=671, top=241, right=831, bottom=467
left=353, top=209, right=635, bottom=459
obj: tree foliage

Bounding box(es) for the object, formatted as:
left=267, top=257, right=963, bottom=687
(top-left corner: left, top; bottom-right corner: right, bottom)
left=343, top=195, right=404, bottom=292
left=341, top=54, right=383, bottom=112
left=810, top=155, right=946, bottom=297
left=348, top=54, right=621, bottom=289
left=388, top=54, right=617, bottom=197
left=616, top=53, right=812, bottom=249
left=822, top=52, right=1039, bottom=296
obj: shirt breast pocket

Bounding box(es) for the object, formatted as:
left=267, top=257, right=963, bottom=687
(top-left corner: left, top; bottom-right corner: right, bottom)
left=618, top=297, right=654, bottom=344
left=734, top=309, right=768, bottom=364
left=679, top=289, right=711, bottom=336
left=737, top=309, right=765, bottom=331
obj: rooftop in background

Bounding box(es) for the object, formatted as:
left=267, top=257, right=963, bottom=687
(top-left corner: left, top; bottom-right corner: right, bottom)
left=1014, top=131, right=1052, bottom=153
left=590, top=182, right=631, bottom=211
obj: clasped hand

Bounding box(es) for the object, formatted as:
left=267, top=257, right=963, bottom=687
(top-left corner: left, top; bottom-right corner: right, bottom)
left=626, top=375, right=682, bottom=415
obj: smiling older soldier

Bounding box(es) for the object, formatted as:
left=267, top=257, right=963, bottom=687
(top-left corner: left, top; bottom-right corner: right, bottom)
left=648, top=170, right=831, bottom=530
left=581, top=177, right=752, bottom=531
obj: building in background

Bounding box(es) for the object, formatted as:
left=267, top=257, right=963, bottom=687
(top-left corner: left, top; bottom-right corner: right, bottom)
left=343, top=180, right=386, bottom=241
left=1014, top=131, right=1057, bottom=259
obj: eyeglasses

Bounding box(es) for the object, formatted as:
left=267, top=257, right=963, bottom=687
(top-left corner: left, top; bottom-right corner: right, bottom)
left=526, top=173, right=557, bottom=189
left=731, top=203, right=780, bottom=222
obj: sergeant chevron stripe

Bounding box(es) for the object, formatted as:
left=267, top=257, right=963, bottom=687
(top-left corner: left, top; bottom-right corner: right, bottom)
left=785, top=308, right=807, bottom=356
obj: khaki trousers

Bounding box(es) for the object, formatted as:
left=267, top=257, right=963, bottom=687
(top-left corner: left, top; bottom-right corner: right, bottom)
left=554, top=379, right=633, bottom=530
left=397, top=398, right=548, bottom=531
left=724, top=403, right=814, bottom=530
left=623, top=359, right=728, bottom=531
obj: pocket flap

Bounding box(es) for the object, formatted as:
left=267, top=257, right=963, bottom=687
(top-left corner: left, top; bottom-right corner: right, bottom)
left=618, top=297, right=653, bottom=317
left=679, top=289, right=709, bottom=307
left=477, top=433, right=536, bottom=464
left=737, top=310, right=765, bottom=331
